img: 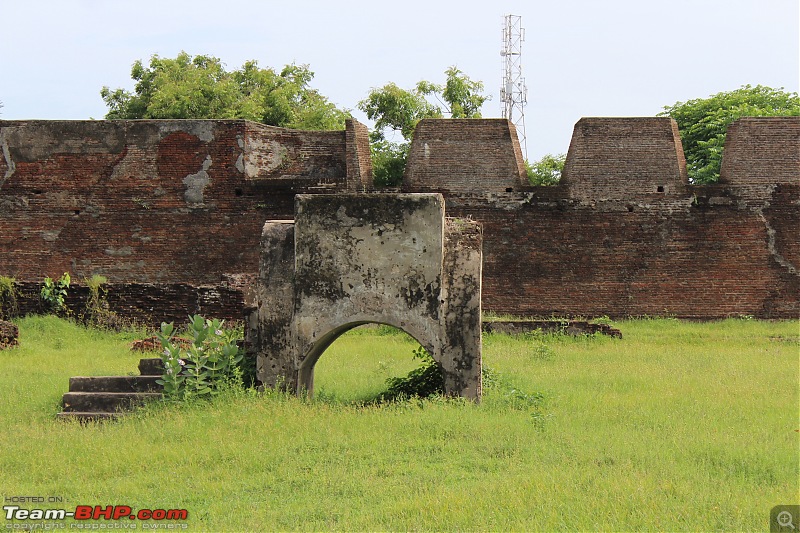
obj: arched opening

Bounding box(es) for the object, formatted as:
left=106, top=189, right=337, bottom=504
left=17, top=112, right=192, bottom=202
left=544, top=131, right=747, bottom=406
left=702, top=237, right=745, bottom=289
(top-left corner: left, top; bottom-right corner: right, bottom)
left=302, top=322, right=440, bottom=404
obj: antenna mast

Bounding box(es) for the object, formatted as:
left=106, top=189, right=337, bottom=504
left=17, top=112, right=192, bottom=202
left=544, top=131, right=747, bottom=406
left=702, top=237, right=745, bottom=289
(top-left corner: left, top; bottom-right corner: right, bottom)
left=501, top=14, right=528, bottom=159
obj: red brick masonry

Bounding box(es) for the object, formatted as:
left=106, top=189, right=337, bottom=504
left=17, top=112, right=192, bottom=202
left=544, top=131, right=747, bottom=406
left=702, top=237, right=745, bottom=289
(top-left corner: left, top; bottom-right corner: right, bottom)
left=0, top=117, right=797, bottom=322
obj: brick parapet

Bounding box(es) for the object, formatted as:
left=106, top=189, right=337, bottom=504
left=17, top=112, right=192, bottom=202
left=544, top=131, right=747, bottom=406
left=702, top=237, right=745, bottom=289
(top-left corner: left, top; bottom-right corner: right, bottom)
left=402, top=119, right=528, bottom=194
left=243, top=121, right=347, bottom=190
left=720, top=117, right=800, bottom=186
left=561, top=117, right=690, bottom=202
left=344, top=119, right=374, bottom=191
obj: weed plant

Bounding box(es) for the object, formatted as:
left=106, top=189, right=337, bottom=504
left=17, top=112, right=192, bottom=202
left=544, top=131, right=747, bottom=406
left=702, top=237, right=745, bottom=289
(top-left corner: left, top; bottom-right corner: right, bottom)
left=79, top=274, right=128, bottom=330
left=40, top=272, right=70, bottom=315
left=156, top=316, right=244, bottom=401
left=0, top=275, right=19, bottom=320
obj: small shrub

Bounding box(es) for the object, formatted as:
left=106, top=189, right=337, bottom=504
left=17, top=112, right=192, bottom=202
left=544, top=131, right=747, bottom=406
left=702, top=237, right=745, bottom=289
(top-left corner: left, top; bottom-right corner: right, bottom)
left=481, top=365, right=502, bottom=389
left=237, top=338, right=258, bottom=389
left=379, top=345, right=444, bottom=401
left=0, top=276, right=19, bottom=320
left=40, top=272, right=70, bottom=315
left=84, top=275, right=107, bottom=314
left=530, top=343, right=556, bottom=361
left=81, top=274, right=125, bottom=330
left=156, top=315, right=244, bottom=402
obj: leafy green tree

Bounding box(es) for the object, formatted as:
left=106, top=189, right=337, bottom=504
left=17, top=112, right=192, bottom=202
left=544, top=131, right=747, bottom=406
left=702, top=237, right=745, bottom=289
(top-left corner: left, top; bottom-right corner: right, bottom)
left=358, top=67, right=490, bottom=186
left=659, top=85, right=800, bottom=184
left=526, top=153, right=566, bottom=186
left=421, top=66, right=490, bottom=119
left=358, top=82, right=440, bottom=142
left=370, top=139, right=410, bottom=188
left=101, top=52, right=349, bottom=130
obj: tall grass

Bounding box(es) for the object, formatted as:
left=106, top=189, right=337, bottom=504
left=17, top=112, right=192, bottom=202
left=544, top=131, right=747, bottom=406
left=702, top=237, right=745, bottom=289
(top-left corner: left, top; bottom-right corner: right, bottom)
left=0, top=316, right=797, bottom=531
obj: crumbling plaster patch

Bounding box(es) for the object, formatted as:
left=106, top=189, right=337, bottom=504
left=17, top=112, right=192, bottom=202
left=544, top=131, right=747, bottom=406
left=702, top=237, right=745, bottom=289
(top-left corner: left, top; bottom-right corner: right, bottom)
left=245, top=137, right=289, bottom=177
left=0, top=130, right=16, bottom=187
left=41, top=229, right=61, bottom=242
left=159, top=121, right=214, bottom=143
left=183, top=155, right=212, bottom=205
left=235, top=135, right=245, bottom=173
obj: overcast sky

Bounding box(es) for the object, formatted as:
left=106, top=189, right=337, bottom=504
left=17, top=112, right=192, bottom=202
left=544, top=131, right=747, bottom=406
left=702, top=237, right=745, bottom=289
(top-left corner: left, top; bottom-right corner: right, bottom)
left=1, top=0, right=797, bottom=160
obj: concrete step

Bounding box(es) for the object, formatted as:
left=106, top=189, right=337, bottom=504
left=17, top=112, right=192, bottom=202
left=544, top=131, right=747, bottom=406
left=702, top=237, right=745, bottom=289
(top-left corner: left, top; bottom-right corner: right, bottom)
left=138, top=358, right=164, bottom=376
left=58, top=358, right=168, bottom=422
left=56, top=411, right=123, bottom=422
left=69, top=376, right=162, bottom=393
left=62, top=392, right=162, bottom=413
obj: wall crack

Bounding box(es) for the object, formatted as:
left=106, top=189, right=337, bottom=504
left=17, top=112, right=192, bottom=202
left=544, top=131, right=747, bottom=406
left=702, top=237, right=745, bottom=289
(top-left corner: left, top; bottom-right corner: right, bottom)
left=757, top=197, right=798, bottom=276
left=0, top=130, right=16, bottom=187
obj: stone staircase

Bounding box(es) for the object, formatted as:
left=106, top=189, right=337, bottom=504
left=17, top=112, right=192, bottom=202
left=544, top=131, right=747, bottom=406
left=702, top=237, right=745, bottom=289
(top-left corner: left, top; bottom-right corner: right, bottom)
left=58, top=358, right=164, bottom=421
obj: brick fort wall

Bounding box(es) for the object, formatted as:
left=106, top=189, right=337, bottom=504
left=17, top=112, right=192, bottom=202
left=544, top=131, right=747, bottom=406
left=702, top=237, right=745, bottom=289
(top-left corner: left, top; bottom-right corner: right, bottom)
left=0, top=119, right=368, bottom=322
left=410, top=117, right=799, bottom=319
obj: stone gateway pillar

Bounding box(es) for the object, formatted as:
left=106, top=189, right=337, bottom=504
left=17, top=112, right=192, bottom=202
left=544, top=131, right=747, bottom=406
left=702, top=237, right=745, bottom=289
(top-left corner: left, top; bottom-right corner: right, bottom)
left=248, top=193, right=483, bottom=400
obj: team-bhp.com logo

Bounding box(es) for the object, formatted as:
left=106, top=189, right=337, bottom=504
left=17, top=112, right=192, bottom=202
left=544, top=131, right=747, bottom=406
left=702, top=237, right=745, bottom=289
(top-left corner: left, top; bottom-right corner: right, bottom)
left=4, top=505, right=188, bottom=521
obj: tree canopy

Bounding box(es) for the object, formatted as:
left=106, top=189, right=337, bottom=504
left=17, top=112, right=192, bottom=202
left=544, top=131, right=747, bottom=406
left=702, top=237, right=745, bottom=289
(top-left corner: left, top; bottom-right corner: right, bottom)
left=526, top=153, right=566, bottom=186
left=359, top=66, right=489, bottom=142
left=659, top=85, right=799, bottom=184
left=358, top=82, right=439, bottom=142
left=358, top=67, right=490, bottom=186
left=101, top=52, right=349, bottom=130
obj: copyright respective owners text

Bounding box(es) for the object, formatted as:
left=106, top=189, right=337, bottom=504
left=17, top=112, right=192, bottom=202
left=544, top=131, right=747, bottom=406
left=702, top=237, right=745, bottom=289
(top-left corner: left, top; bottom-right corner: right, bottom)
left=3, top=496, right=189, bottom=531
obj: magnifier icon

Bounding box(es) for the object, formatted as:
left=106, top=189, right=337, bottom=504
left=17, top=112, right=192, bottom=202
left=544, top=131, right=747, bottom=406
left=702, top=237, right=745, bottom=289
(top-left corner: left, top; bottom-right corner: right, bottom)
left=778, top=510, right=796, bottom=529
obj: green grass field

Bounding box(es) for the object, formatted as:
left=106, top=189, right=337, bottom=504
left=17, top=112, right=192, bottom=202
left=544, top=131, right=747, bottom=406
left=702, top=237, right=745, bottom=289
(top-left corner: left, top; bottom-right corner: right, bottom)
left=0, top=316, right=797, bottom=531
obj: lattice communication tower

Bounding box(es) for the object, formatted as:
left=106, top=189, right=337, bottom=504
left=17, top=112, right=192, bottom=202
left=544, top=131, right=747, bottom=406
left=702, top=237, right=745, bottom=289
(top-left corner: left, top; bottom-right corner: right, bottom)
left=501, top=14, right=528, bottom=158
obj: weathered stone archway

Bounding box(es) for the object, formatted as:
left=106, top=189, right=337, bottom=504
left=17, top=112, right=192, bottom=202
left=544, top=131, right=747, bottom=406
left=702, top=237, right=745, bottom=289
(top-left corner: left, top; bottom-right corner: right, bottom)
left=247, top=193, right=483, bottom=400
left=295, top=319, right=436, bottom=396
